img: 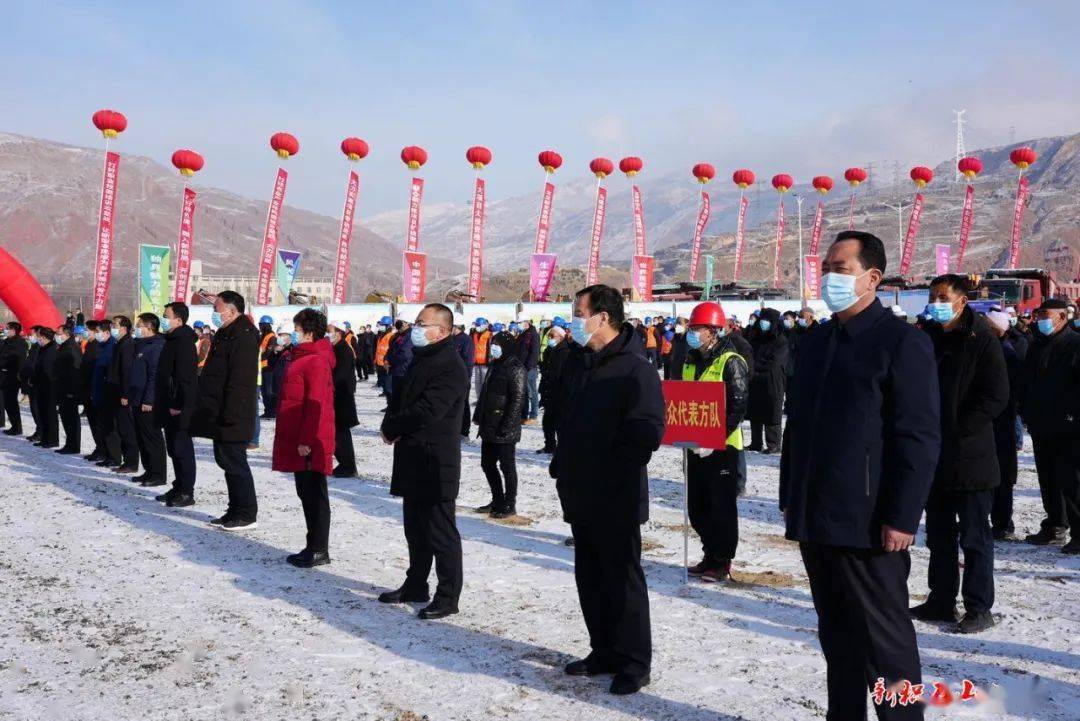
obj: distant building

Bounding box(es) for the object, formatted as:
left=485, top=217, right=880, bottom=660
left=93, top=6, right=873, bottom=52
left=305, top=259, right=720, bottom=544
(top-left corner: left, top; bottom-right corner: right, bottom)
left=188, top=260, right=333, bottom=305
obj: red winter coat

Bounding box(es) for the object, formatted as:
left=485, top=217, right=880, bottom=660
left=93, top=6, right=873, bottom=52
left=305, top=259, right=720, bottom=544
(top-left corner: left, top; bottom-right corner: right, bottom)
left=272, top=338, right=337, bottom=475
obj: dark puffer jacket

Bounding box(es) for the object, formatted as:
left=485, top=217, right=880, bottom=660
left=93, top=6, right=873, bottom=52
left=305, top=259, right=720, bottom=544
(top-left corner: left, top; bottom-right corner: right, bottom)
left=473, top=354, right=527, bottom=444
left=747, top=307, right=789, bottom=425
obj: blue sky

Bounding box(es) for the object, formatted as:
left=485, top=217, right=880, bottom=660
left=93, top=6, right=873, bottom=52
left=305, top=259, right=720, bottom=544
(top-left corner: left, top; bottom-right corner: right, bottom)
left=4, top=1, right=1078, bottom=217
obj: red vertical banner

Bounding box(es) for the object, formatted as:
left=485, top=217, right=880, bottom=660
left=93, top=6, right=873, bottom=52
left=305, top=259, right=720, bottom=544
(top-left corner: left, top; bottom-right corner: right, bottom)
left=402, top=251, right=427, bottom=303
left=899, top=193, right=925, bottom=276
left=256, top=167, right=288, bottom=305
left=533, top=181, right=555, bottom=254
left=173, top=187, right=196, bottom=303
left=586, top=185, right=607, bottom=286
left=1007, top=177, right=1029, bottom=270
left=809, top=200, right=825, bottom=256
left=689, top=191, right=710, bottom=281
left=803, top=254, right=820, bottom=300
left=733, top=194, right=749, bottom=283
left=632, top=255, right=655, bottom=301
left=772, top=200, right=786, bottom=289
left=91, top=151, right=121, bottom=320
left=955, top=184, right=975, bottom=271
left=631, top=185, right=647, bottom=257
left=330, top=170, right=360, bottom=305
left=466, top=177, right=486, bottom=299
left=405, top=177, right=424, bottom=253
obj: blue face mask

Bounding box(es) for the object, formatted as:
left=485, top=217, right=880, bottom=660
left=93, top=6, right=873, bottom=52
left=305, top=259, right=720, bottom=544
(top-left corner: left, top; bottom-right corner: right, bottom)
left=547, top=338, right=559, bottom=348
left=571, top=316, right=594, bottom=346
left=291, top=331, right=302, bottom=345
left=928, top=302, right=955, bottom=324
left=1037, top=318, right=1056, bottom=336
left=211, top=312, right=223, bottom=328
left=796, top=317, right=809, bottom=328
left=758, top=320, right=772, bottom=333
left=489, top=344, right=503, bottom=360
left=686, top=330, right=702, bottom=349
left=410, top=325, right=430, bottom=347
left=821, top=271, right=868, bottom=313
left=1073, top=319, right=1080, bottom=329
left=133, top=327, right=144, bottom=339
left=1008, top=317, right=1018, bottom=327
left=783, top=318, right=794, bottom=329
left=110, top=328, right=121, bottom=339
left=160, top=317, right=171, bottom=332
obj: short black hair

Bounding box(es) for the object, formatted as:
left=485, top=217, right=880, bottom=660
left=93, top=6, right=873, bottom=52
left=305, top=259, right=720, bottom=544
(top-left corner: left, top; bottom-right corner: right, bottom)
left=57, top=323, right=74, bottom=335
left=930, top=273, right=972, bottom=295
left=575, top=284, right=625, bottom=329
left=6, top=321, right=21, bottom=334
left=833, top=230, right=887, bottom=274
left=85, top=320, right=98, bottom=331
left=38, top=327, right=55, bottom=341
left=112, top=315, right=132, bottom=330
left=164, top=302, right=189, bottom=323
left=394, top=319, right=407, bottom=331
left=293, top=308, right=327, bottom=339
left=137, top=313, right=161, bottom=333
left=216, top=290, right=245, bottom=314
left=422, top=302, right=455, bottom=329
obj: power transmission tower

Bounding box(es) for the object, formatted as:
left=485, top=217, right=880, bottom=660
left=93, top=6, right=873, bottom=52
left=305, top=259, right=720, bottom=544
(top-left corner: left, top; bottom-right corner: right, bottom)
left=953, top=110, right=967, bottom=182
left=864, top=162, right=875, bottom=193
left=892, top=161, right=902, bottom=198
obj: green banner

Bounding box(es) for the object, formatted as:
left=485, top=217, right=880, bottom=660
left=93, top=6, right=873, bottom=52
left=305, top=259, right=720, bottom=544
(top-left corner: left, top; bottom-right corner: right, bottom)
left=274, top=249, right=302, bottom=304
left=138, top=244, right=171, bottom=314
left=703, top=255, right=715, bottom=301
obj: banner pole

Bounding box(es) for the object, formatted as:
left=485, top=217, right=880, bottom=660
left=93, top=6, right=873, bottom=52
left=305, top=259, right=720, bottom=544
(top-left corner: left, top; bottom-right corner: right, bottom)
left=683, top=447, right=689, bottom=585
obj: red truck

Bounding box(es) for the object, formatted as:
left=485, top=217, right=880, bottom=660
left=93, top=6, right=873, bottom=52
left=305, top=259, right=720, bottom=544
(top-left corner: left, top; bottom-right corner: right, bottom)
left=970, top=268, right=1080, bottom=315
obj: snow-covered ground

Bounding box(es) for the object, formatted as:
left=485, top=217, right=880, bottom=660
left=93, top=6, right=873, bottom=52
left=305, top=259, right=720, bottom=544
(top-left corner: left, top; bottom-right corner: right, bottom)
left=0, top=381, right=1077, bottom=720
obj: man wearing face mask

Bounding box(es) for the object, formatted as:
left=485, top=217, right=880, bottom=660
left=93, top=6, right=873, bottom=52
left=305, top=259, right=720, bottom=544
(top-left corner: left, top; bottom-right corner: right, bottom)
left=20, top=327, right=41, bottom=442
left=682, top=302, right=750, bottom=582
left=385, top=319, right=414, bottom=405
left=32, top=327, right=60, bottom=448
left=0, top=322, right=28, bottom=436
left=1019, top=298, right=1080, bottom=554
left=90, top=324, right=122, bottom=466
left=153, top=303, right=199, bottom=507
left=781, top=231, right=940, bottom=720
left=538, top=323, right=570, bottom=454
left=53, top=324, right=83, bottom=454
left=128, top=314, right=167, bottom=487
left=108, top=315, right=140, bottom=474
left=379, top=304, right=468, bottom=620
left=747, top=307, right=788, bottom=454
left=668, top=318, right=690, bottom=381
left=191, top=290, right=261, bottom=531
left=552, top=285, right=665, bottom=696
left=327, top=321, right=359, bottom=478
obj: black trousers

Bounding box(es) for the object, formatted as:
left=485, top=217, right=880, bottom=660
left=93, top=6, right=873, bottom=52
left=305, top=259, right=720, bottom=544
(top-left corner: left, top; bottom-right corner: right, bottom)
left=84, top=403, right=102, bottom=455
left=133, top=409, right=166, bottom=481
left=750, top=422, right=781, bottom=451
left=570, top=522, right=651, bottom=679
left=116, top=403, right=139, bottom=468
left=541, top=406, right=559, bottom=451
left=460, top=381, right=472, bottom=436
left=1031, top=435, right=1080, bottom=534
left=164, top=419, right=196, bottom=495
left=800, top=543, right=923, bottom=721
left=295, top=470, right=330, bottom=552
left=356, top=357, right=368, bottom=381
left=687, top=448, right=740, bottom=561
left=37, top=392, right=59, bottom=446
left=375, top=366, right=387, bottom=392
left=2, top=385, right=20, bottom=433
left=645, top=348, right=658, bottom=369
left=480, top=440, right=518, bottom=508
left=334, top=424, right=356, bottom=474
left=95, top=403, right=121, bottom=462
left=28, top=390, right=39, bottom=434
left=213, top=439, right=257, bottom=522
left=925, top=488, right=994, bottom=614
left=260, top=370, right=275, bottom=416
left=402, top=498, right=463, bottom=605
left=992, top=439, right=1018, bottom=535
left=58, top=397, right=81, bottom=451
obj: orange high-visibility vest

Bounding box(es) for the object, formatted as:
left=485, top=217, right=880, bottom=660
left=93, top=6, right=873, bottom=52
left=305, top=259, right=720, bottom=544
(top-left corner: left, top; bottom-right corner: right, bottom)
left=660, top=333, right=672, bottom=356
left=645, top=326, right=657, bottom=349
left=344, top=331, right=358, bottom=358
left=259, top=332, right=274, bottom=369
left=473, top=330, right=492, bottom=365
left=375, top=332, right=393, bottom=368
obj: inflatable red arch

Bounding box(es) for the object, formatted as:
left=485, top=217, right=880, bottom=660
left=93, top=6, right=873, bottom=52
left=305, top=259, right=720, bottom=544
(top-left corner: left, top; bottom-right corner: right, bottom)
left=0, top=248, right=64, bottom=331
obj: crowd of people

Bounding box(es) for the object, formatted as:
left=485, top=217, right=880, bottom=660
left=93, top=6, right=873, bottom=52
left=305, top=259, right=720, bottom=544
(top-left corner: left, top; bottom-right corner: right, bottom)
left=1, top=228, right=1078, bottom=715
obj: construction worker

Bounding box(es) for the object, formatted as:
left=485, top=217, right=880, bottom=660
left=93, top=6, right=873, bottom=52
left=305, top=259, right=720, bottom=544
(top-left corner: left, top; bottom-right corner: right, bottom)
left=470, top=317, right=493, bottom=401
left=374, top=315, right=394, bottom=397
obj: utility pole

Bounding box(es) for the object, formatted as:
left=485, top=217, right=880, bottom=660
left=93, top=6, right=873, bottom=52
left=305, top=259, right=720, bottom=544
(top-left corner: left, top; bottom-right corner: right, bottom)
left=865, top=161, right=876, bottom=194
left=882, top=200, right=910, bottom=270
left=953, top=109, right=967, bottom=182
left=795, top=194, right=805, bottom=304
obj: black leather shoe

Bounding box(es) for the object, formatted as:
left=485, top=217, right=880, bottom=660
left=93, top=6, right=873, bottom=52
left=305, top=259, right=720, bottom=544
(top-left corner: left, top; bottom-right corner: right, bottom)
left=209, top=514, right=230, bottom=526
left=474, top=503, right=495, bottom=514
left=26, top=434, right=40, bottom=443
left=2, top=428, right=21, bottom=436
left=491, top=506, right=516, bottom=519
left=565, top=654, right=617, bottom=677
left=140, top=477, right=167, bottom=488
left=610, top=673, right=650, bottom=695
left=1062, top=539, right=1080, bottom=555
left=114, top=465, right=138, bottom=475
left=55, top=447, right=81, bottom=455
left=166, top=493, right=195, bottom=508
left=418, top=601, right=459, bottom=620
left=332, top=466, right=357, bottom=478
left=378, top=585, right=430, bottom=604
left=96, top=459, right=120, bottom=468
left=155, top=490, right=173, bottom=503
left=909, top=601, right=959, bottom=623
left=1025, top=527, right=1067, bottom=545
left=84, top=451, right=103, bottom=461
left=955, top=611, right=995, bottom=634
left=286, top=549, right=331, bottom=568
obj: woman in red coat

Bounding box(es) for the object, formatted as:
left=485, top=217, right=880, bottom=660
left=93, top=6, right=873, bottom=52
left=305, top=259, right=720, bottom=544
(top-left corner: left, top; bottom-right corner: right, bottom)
left=273, top=308, right=336, bottom=568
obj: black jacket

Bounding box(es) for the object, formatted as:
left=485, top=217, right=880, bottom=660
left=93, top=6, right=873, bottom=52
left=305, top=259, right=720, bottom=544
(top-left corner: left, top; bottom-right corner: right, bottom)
left=381, top=336, right=468, bottom=502
left=747, top=308, right=789, bottom=424
left=780, top=300, right=941, bottom=548
left=516, top=326, right=541, bottom=371
left=54, top=337, right=82, bottom=401
left=19, top=343, right=38, bottom=394
left=669, top=332, right=689, bottom=378
left=473, top=355, right=526, bottom=444
left=994, top=335, right=1022, bottom=477
left=154, top=324, right=199, bottom=427
left=33, top=341, right=58, bottom=407
left=453, top=332, right=475, bottom=373
left=1006, top=327, right=1029, bottom=361
left=924, top=307, right=1009, bottom=491
left=552, top=324, right=665, bottom=526
left=332, top=338, right=359, bottom=429
left=728, top=330, right=754, bottom=376
left=684, top=336, right=750, bottom=438
left=128, top=334, right=166, bottom=407
left=79, top=339, right=100, bottom=406
left=191, top=315, right=259, bottom=443
left=539, top=339, right=571, bottom=412
left=108, top=333, right=135, bottom=401
left=0, top=335, right=28, bottom=391
left=1020, top=323, right=1080, bottom=440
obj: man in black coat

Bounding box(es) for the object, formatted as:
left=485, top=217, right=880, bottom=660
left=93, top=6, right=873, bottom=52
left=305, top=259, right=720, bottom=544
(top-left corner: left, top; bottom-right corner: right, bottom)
left=913, top=277, right=1008, bottom=634
left=552, top=285, right=665, bottom=696
left=781, top=231, right=940, bottom=720
left=1, top=322, right=28, bottom=436
left=128, top=314, right=168, bottom=488
left=109, top=316, right=140, bottom=473
left=329, top=321, right=359, bottom=478
left=53, top=324, right=83, bottom=454
left=984, top=309, right=1022, bottom=540
left=1019, top=297, right=1080, bottom=554
left=537, top=325, right=570, bottom=453
left=473, top=331, right=526, bottom=517
left=452, top=325, right=475, bottom=436
left=80, top=321, right=105, bottom=460
left=20, top=328, right=40, bottom=441
left=154, top=303, right=199, bottom=507
left=33, top=327, right=60, bottom=448
left=191, top=291, right=260, bottom=530
left=747, top=307, right=788, bottom=453
left=379, top=303, right=468, bottom=620
left=516, top=319, right=541, bottom=424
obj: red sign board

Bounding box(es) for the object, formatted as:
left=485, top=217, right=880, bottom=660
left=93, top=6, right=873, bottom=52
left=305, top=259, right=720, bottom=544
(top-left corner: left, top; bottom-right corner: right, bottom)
left=661, top=380, right=727, bottom=449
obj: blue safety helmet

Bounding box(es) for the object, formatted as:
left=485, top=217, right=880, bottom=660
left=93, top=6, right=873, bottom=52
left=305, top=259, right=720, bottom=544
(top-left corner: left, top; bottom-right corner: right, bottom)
left=552, top=316, right=567, bottom=329
left=379, top=316, right=392, bottom=325
left=74, top=325, right=87, bottom=336
left=492, top=322, right=505, bottom=332
left=475, top=317, right=489, bottom=326
left=259, top=315, right=274, bottom=325
left=193, top=320, right=205, bottom=329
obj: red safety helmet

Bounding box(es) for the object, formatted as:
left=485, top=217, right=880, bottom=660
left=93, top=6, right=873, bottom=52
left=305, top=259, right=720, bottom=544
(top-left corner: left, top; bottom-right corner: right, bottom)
left=688, top=301, right=726, bottom=328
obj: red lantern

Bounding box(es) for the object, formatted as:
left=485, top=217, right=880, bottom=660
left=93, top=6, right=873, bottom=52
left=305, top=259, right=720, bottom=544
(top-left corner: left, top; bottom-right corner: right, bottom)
left=619, top=156, right=643, bottom=177
left=171, top=149, right=204, bottom=177
left=401, top=145, right=428, bottom=170
left=341, top=137, right=369, bottom=162
left=812, top=175, right=834, bottom=195
left=466, top=146, right=492, bottom=169
left=538, top=150, right=563, bottom=173
left=692, top=163, right=716, bottom=184
left=1010, top=147, right=1037, bottom=171
left=732, top=169, right=755, bottom=189
left=844, top=167, right=868, bottom=187
left=910, top=166, right=934, bottom=188
left=270, top=132, right=300, bottom=159
left=772, top=173, right=793, bottom=193
left=590, top=157, right=614, bottom=179
left=957, top=156, right=983, bottom=180
left=92, top=109, right=127, bottom=139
